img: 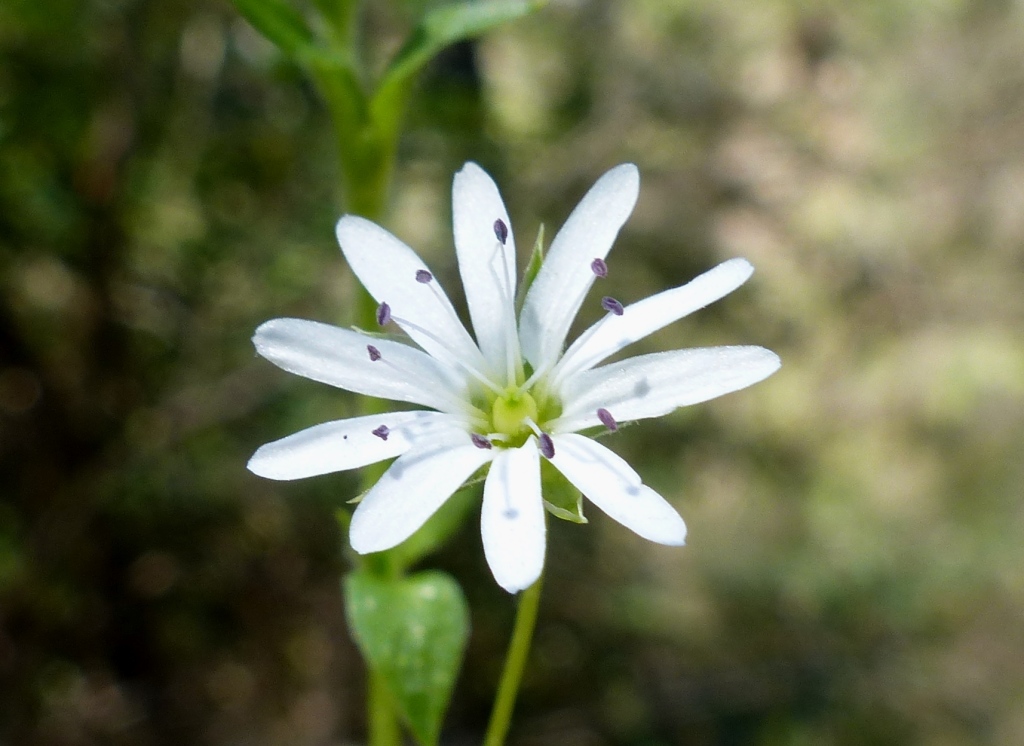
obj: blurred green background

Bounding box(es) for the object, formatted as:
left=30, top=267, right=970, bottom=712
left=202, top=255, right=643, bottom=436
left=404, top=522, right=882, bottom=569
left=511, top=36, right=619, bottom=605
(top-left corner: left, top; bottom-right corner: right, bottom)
left=3, top=0, right=1024, bottom=743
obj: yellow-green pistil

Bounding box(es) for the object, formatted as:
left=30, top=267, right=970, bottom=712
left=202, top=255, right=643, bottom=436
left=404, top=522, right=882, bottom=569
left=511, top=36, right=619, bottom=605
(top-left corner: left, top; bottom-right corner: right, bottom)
left=490, top=388, right=539, bottom=446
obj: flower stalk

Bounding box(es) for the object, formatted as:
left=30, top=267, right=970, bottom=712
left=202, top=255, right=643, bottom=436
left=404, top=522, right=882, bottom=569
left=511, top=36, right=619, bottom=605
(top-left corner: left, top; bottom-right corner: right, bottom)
left=484, top=575, right=544, bottom=746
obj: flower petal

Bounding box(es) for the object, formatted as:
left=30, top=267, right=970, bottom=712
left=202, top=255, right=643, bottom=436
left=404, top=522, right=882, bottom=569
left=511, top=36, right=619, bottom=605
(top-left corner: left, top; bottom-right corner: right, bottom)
left=248, top=411, right=455, bottom=481
left=554, top=258, right=754, bottom=381
left=548, top=434, right=686, bottom=545
left=336, top=216, right=487, bottom=372
left=481, top=440, right=545, bottom=593
left=554, top=346, right=781, bottom=432
left=253, top=318, right=468, bottom=413
left=452, top=162, right=518, bottom=378
left=349, top=431, right=494, bottom=554
left=519, top=164, right=640, bottom=371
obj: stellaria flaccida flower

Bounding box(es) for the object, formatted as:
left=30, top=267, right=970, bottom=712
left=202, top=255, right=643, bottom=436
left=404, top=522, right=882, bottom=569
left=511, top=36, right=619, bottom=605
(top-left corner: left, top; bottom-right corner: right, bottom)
left=248, top=163, right=780, bottom=592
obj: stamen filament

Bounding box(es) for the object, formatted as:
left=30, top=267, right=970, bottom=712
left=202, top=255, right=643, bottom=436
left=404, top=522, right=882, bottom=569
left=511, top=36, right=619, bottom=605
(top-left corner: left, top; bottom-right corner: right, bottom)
left=388, top=311, right=504, bottom=396
left=542, top=262, right=609, bottom=383
left=368, top=350, right=482, bottom=416
left=416, top=271, right=487, bottom=366
left=515, top=359, right=552, bottom=397
left=487, top=237, right=523, bottom=385
left=546, top=310, right=618, bottom=388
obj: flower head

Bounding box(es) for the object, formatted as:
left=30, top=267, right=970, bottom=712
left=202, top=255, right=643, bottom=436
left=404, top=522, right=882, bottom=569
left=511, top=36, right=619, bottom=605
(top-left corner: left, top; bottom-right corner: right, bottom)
left=248, top=163, right=780, bottom=592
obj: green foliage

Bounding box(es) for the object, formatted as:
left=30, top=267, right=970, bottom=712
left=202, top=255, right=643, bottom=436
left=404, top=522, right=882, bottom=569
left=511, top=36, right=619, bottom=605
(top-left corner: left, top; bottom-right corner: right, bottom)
left=516, top=222, right=545, bottom=310
left=344, top=570, right=470, bottom=745
left=540, top=459, right=586, bottom=524
left=381, top=0, right=545, bottom=89
left=226, top=0, right=543, bottom=219
left=229, top=0, right=315, bottom=57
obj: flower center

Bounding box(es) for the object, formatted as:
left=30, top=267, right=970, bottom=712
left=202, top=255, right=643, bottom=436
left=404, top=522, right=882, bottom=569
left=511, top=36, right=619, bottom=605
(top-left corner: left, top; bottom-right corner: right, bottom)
left=490, top=388, right=539, bottom=442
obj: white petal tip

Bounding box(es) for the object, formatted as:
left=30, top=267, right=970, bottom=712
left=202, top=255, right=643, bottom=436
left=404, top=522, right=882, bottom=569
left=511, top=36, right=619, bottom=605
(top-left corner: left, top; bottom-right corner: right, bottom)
left=647, top=515, right=688, bottom=546
left=606, top=163, right=640, bottom=196
left=613, top=162, right=639, bottom=179
left=252, top=317, right=277, bottom=338
left=456, top=161, right=486, bottom=177
left=246, top=446, right=299, bottom=482
left=723, top=256, right=755, bottom=278
left=334, top=213, right=358, bottom=231
left=251, top=318, right=284, bottom=354
left=348, top=532, right=387, bottom=556
left=246, top=454, right=278, bottom=480
left=742, top=346, right=783, bottom=380
left=495, top=572, right=542, bottom=595
left=349, top=506, right=412, bottom=555
left=334, top=214, right=374, bottom=246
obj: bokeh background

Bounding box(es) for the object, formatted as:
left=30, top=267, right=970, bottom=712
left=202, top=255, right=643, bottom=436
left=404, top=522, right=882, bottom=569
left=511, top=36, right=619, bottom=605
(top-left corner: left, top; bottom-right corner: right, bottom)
left=3, top=0, right=1024, bottom=743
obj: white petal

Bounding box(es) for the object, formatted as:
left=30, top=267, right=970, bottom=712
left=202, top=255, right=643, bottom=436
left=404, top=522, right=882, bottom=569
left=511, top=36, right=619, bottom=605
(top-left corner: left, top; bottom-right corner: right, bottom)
left=248, top=411, right=455, bottom=481
left=548, top=434, right=686, bottom=545
left=519, top=164, right=640, bottom=371
left=481, top=440, right=545, bottom=593
left=554, top=258, right=754, bottom=381
left=253, top=318, right=467, bottom=413
left=554, top=346, right=781, bottom=432
left=336, top=216, right=487, bottom=372
left=349, top=431, right=494, bottom=554
left=453, top=162, right=518, bottom=377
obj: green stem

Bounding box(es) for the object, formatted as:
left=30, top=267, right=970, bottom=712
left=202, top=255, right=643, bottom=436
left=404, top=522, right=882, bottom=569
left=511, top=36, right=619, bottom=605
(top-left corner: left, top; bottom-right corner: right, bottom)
left=315, top=57, right=405, bottom=740
left=330, top=92, right=403, bottom=746
left=369, top=670, right=402, bottom=746
left=483, top=575, right=544, bottom=746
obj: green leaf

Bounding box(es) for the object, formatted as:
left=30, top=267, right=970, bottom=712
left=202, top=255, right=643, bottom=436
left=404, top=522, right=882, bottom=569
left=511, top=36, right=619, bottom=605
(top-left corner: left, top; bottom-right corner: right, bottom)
left=390, top=485, right=478, bottom=571
left=386, top=0, right=544, bottom=84
left=229, top=0, right=315, bottom=56
left=371, top=0, right=544, bottom=141
left=541, top=459, right=587, bottom=523
left=345, top=571, right=470, bottom=746
left=516, top=222, right=545, bottom=309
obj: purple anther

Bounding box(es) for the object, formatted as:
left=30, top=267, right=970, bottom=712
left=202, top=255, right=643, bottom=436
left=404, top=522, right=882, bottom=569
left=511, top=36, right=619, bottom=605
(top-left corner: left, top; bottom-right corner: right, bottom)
left=376, top=302, right=392, bottom=327
left=471, top=433, right=493, bottom=450
left=597, top=407, right=618, bottom=431
left=372, top=425, right=390, bottom=441
left=591, top=258, right=608, bottom=278
left=415, top=269, right=433, bottom=284
left=493, top=218, right=508, bottom=245
left=538, top=433, right=555, bottom=459
left=367, top=345, right=382, bottom=362
left=601, top=296, right=624, bottom=316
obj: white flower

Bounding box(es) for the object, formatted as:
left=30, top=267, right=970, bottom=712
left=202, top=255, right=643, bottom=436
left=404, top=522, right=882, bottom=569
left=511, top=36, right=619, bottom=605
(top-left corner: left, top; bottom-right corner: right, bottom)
left=248, top=163, right=780, bottom=593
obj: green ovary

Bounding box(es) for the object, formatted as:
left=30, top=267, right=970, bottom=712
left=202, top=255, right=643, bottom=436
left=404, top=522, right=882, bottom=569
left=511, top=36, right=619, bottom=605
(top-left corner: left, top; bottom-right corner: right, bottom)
left=491, top=389, right=539, bottom=443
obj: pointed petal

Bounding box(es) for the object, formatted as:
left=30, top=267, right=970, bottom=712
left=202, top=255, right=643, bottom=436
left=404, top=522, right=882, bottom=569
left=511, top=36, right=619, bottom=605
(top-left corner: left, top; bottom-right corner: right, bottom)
left=336, top=216, right=487, bottom=371
left=554, top=258, right=754, bottom=381
left=519, top=164, right=640, bottom=370
left=481, top=440, right=545, bottom=593
left=554, top=346, right=781, bottom=432
left=349, top=431, right=494, bottom=554
left=548, top=434, right=686, bottom=545
left=453, top=162, right=518, bottom=377
left=248, top=411, right=455, bottom=481
left=253, top=318, right=467, bottom=413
